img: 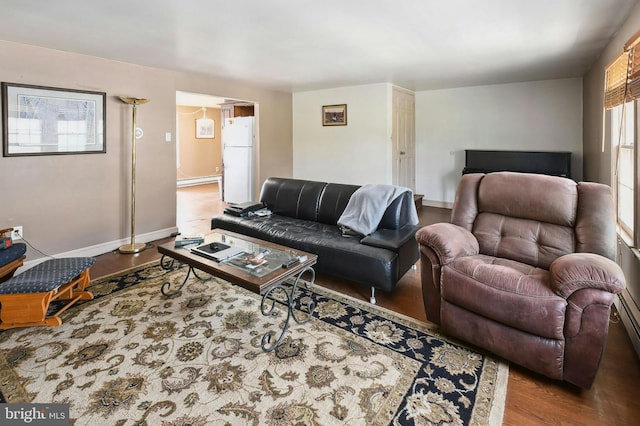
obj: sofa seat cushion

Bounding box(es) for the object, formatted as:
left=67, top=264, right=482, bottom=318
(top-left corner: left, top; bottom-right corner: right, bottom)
left=211, top=214, right=400, bottom=291
left=441, top=254, right=566, bottom=339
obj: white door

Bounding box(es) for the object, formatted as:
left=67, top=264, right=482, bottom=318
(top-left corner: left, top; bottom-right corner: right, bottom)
left=392, top=87, right=416, bottom=190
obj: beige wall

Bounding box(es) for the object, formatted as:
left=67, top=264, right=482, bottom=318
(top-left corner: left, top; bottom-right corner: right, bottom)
left=176, top=105, right=222, bottom=180
left=584, top=3, right=640, bottom=184
left=0, top=40, right=292, bottom=261
left=583, top=1, right=640, bottom=356
left=173, top=73, right=293, bottom=189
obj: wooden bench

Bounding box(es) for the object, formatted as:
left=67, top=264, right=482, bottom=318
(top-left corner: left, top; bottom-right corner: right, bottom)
left=0, top=257, right=95, bottom=329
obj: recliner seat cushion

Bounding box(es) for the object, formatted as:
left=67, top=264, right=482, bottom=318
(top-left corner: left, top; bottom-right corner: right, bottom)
left=441, top=254, right=566, bottom=339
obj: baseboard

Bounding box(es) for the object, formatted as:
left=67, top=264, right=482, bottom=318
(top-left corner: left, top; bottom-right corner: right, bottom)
left=17, top=226, right=179, bottom=272
left=423, top=199, right=454, bottom=209
left=618, top=291, right=640, bottom=358
left=177, top=176, right=221, bottom=188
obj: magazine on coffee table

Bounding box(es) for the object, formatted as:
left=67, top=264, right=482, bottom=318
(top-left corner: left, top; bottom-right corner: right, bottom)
left=224, top=255, right=268, bottom=270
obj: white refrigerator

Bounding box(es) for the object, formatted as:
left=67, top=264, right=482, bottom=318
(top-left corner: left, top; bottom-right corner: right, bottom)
left=222, top=116, right=255, bottom=204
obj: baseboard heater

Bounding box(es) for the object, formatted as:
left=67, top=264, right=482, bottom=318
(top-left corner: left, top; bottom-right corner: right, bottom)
left=618, top=290, right=640, bottom=358
left=177, top=176, right=221, bottom=188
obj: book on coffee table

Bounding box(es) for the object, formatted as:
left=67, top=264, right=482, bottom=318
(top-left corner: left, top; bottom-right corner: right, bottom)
left=191, top=243, right=245, bottom=262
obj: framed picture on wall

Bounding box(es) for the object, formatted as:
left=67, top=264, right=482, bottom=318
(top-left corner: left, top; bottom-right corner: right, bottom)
left=2, top=82, right=106, bottom=156
left=196, top=118, right=214, bottom=138
left=322, top=104, right=347, bottom=126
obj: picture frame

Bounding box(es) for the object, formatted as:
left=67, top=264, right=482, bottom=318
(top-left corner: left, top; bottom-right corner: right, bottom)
left=322, top=104, right=347, bottom=126
left=196, top=118, right=214, bottom=139
left=2, top=82, right=106, bottom=157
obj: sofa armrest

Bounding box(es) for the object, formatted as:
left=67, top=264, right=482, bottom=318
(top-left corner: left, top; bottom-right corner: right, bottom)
left=378, top=191, right=416, bottom=229
left=550, top=253, right=626, bottom=299
left=361, top=225, right=419, bottom=251
left=415, top=223, right=479, bottom=265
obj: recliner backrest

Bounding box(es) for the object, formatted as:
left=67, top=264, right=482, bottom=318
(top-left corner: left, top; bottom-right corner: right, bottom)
left=451, top=172, right=616, bottom=269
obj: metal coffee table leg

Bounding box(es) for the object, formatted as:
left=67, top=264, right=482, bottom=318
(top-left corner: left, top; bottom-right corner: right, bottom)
left=261, top=267, right=316, bottom=352
left=159, top=255, right=203, bottom=297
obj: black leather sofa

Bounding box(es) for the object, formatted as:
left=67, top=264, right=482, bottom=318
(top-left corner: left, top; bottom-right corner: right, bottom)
left=210, top=177, right=420, bottom=302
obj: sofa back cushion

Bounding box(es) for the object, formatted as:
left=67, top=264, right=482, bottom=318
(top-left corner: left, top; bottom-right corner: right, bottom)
left=317, top=183, right=360, bottom=225
left=259, top=177, right=327, bottom=221
left=259, top=177, right=423, bottom=231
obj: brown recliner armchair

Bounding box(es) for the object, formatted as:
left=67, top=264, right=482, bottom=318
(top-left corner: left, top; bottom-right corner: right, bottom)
left=416, top=172, right=626, bottom=388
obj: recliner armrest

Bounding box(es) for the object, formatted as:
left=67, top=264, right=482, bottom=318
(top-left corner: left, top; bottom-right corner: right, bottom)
left=550, top=253, right=626, bottom=298
left=361, top=225, right=419, bottom=251
left=415, top=223, right=479, bottom=265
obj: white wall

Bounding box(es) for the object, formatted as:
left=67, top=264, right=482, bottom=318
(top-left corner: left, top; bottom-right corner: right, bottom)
left=293, top=84, right=392, bottom=185
left=415, top=78, right=583, bottom=206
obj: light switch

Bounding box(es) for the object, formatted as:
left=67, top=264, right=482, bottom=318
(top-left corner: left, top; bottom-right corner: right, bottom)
left=165, top=132, right=172, bottom=142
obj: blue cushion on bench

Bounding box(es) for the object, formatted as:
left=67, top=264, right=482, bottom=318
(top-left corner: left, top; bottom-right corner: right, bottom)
left=0, top=242, right=27, bottom=267
left=0, top=257, right=96, bottom=294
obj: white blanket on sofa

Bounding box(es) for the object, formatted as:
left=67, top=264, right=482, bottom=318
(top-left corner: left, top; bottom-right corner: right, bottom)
left=337, top=184, right=419, bottom=236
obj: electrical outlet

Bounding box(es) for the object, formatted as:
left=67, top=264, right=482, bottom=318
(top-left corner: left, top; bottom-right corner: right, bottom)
left=12, top=226, right=23, bottom=241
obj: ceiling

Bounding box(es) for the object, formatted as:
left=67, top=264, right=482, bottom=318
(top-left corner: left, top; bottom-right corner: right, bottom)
left=0, top=0, right=637, bottom=93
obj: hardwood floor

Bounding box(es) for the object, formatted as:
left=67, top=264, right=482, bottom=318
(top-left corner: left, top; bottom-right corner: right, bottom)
left=89, top=183, right=640, bottom=425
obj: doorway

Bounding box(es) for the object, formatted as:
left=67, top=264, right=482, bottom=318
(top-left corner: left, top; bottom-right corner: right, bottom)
left=175, top=91, right=257, bottom=235
left=176, top=183, right=225, bottom=236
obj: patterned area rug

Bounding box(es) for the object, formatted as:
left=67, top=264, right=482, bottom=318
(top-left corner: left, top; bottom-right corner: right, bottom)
left=0, top=262, right=508, bottom=425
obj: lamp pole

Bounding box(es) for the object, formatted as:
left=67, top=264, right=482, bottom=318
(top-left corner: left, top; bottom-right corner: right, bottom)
left=119, top=96, right=149, bottom=254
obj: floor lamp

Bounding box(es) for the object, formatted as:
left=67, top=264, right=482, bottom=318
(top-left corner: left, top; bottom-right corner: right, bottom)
left=119, top=96, right=149, bottom=254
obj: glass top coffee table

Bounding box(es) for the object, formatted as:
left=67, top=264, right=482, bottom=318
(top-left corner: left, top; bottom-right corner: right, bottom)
left=157, top=230, right=318, bottom=351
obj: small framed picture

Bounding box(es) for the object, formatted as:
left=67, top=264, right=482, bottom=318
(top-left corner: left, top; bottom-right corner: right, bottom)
left=322, top=104, right=347, bottom=126
left=196, top=118, right=214, bottom=138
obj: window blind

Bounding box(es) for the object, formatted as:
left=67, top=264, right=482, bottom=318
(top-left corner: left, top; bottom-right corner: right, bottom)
left=605, top=30, right=640, bottom=109
left=605, top=52, right=630, bottom=109
left=626, top=32, right=640, bottom=101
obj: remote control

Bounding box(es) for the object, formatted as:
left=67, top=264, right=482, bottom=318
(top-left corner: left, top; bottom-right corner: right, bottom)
left=175, top=237, right=204, bottom=248
left=282, top=257, right=300, bottom=268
